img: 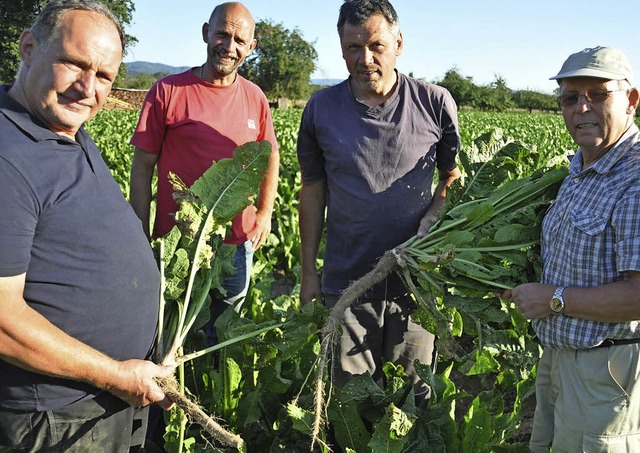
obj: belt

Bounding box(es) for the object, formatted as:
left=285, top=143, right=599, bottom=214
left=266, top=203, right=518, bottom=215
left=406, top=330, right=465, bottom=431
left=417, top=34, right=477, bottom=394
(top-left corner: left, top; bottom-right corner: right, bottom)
left=595, top=338, right=640, bottom=348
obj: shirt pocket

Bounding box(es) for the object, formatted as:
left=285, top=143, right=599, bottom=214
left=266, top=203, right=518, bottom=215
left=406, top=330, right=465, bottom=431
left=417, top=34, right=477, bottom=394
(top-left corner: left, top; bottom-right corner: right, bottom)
left=566, top=209, right=608, bottom=272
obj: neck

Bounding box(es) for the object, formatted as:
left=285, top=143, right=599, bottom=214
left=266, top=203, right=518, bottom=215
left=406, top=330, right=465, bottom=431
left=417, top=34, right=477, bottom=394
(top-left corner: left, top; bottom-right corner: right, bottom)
left=582, top=148, right=609, bottom=169
left=582, top=121, right=633, bottom=169
left=7, top=82, right=28, bottom=111
left=8, top=82, right=78, bottom=141
left=198, top=64, right=237, bottom=86
left=349, top=72, right=398, bottom=108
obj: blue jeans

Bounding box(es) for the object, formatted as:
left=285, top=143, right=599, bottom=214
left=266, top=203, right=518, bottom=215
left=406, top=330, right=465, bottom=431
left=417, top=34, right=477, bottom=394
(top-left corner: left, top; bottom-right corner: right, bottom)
left=205, top=241, right=254, bottom=346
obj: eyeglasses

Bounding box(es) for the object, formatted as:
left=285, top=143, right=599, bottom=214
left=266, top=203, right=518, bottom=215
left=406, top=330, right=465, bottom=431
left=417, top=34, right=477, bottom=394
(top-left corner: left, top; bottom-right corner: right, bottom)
left=557, top=88, right=626, bottom=108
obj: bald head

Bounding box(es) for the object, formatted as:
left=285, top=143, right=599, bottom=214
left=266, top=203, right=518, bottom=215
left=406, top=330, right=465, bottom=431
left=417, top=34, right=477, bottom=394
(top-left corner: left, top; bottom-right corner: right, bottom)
left=209, top=2, right=255, bottom=38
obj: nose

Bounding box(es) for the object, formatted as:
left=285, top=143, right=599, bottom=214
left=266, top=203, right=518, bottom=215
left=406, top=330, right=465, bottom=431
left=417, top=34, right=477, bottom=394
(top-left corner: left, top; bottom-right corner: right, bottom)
left=574, top=95, right=591, bottom=113
left=360, top=47, right=374, bottom=65
left=76, top=70, right=96, bottom=98
left=219, top=36, right=236, bottom=54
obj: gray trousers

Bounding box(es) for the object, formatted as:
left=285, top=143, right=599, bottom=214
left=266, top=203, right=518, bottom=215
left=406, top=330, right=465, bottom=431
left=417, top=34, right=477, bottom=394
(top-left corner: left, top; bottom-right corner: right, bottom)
left=324, top=293, right=436, bottom=405
left=530, top=344, right=640, bottom=452
left=0, top=392, right=148, bottom=453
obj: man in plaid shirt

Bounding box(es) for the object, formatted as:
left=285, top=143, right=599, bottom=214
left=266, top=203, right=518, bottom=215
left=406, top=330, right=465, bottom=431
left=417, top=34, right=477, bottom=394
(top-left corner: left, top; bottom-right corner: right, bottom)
left=504, top=46, right=640, bottom=452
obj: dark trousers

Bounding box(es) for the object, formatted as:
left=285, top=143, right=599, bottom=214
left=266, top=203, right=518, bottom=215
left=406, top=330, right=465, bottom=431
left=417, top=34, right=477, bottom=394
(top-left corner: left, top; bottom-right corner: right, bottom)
left=0, top=392, right=148, bottom=453
left=324, top=293, right=437, bottom=406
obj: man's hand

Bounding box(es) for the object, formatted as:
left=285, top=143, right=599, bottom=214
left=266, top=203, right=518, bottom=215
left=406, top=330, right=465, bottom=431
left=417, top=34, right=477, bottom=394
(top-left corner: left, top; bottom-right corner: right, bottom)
left=502, top=283, right=555, bottom=319
left=300, top=270, right=322, bottom=305
left=416, top=214, right=437, bottom=237
left=108, top=360, right=175, bottom=409
left=251, top=209, right=272, bottom=250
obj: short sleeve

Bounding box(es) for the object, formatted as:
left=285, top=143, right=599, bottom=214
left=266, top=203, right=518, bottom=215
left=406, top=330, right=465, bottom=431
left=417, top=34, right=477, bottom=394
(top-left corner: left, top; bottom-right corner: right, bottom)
left=296, top=101, right=326, bottom=184
left=613, top=185, right=640, bottom=273
left=0, top=158, right=38, bottom=276
left=129, top=82, right=166, bottom=155
left=435, top=89, right=460, bottom=173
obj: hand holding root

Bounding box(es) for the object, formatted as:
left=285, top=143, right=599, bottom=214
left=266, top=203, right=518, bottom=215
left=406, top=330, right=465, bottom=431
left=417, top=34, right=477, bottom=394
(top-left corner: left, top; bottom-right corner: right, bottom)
left=155, top=376, right=244, bottom=450
left=107, top=359, right=174, bottom=409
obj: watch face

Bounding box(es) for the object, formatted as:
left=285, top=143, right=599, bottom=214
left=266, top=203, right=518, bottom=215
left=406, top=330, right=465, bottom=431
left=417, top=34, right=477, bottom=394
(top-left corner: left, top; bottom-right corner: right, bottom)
left=550, top=297, right=563, bottom=313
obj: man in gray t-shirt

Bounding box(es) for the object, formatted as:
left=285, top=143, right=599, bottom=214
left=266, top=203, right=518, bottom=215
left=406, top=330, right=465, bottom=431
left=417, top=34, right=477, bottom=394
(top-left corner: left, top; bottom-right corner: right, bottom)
left=297, top=0, right=460, bottom=407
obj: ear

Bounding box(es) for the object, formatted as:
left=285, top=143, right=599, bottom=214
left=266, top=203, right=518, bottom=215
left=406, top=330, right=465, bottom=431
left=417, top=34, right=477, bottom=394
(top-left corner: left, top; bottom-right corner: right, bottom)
left=202, top=22, right=209, bottom=43
left=395, top=31, right=403, bottom=57
left=19, top=30, right=37, bottom=66
left=627, top=87, right=639, bottom=114
left=248, top=37, right=257, bottom=53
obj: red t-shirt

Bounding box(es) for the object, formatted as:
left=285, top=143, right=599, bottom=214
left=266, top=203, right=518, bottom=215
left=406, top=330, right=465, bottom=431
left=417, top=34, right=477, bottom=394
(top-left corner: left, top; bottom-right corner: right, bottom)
left=131, top=70, right=278, bottom=243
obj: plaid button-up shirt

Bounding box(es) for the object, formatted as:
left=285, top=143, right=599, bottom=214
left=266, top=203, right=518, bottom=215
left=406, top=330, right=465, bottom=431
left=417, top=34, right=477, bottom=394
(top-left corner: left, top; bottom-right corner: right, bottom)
left=532, top=124, right=640, bottom=349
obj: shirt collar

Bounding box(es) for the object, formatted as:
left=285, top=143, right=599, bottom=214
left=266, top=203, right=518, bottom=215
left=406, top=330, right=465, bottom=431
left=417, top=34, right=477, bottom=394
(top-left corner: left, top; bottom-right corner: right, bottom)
left=346, top=70, right=403, bottom=115
left=571, top=123, right=640, bottom=177
left=0, top=84, right=89, bottom=144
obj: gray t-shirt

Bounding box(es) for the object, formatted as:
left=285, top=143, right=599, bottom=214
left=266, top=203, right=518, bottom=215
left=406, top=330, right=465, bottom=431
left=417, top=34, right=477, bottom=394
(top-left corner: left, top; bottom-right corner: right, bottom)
left=297, top=73, right=460, bottom=297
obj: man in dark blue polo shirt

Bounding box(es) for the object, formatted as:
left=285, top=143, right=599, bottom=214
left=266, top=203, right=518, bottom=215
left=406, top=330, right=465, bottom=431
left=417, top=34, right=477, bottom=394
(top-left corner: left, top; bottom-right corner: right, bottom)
left=0, top=1, right=174, bottom=450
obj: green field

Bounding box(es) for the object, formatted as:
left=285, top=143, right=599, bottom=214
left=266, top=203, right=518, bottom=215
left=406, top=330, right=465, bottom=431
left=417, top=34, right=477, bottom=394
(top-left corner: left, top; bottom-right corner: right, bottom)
left=84, top=108, right=602, bottom=452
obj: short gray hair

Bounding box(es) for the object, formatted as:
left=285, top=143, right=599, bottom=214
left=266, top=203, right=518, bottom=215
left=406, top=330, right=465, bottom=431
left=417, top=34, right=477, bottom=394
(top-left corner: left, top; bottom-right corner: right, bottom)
left=30, top=0, right=125, bottom=52
left=337, top=0, right=400, bottom=37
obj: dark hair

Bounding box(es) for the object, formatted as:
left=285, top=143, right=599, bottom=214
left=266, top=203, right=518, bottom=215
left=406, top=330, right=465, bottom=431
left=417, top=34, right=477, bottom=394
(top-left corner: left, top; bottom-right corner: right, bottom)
left=337, top=0, right=400, bottom=37
left=31, top=0, right=125, bottom=52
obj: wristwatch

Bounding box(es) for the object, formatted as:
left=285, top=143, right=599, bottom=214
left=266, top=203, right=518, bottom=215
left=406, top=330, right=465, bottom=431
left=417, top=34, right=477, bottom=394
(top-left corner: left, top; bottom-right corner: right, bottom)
left=550, top=286, right=566, bottom=314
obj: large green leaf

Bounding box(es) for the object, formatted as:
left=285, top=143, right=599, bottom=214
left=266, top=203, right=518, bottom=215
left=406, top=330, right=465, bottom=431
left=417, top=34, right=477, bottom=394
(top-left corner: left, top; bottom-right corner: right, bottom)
left=328, top=398, right=371, bottom=452
left=190, top=141, right=272, bottom=224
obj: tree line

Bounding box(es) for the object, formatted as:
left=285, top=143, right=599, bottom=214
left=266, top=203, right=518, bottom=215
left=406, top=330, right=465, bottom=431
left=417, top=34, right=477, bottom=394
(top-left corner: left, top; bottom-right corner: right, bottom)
left=1, top=1, right=557, bottom=113
left=434, top=67, right=559, bottom=113
left=0, top=0, right=136, bottom=82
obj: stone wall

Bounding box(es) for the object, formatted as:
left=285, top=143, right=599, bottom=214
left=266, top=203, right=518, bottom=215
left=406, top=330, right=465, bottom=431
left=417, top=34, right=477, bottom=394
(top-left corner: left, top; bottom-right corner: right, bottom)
left=105, top=88, right=148, bottom=110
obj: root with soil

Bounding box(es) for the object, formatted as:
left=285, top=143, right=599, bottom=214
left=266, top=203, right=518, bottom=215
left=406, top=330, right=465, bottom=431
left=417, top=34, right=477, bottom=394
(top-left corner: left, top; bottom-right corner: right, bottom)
left=156, top=376, right=244, bottom=450
left=310, top=252, right=399, bottom=450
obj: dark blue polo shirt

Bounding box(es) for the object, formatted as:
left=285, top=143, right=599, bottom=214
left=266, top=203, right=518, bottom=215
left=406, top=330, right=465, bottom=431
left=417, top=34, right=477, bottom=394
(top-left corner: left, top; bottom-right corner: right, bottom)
left=0, top=86, right=160, bottom=411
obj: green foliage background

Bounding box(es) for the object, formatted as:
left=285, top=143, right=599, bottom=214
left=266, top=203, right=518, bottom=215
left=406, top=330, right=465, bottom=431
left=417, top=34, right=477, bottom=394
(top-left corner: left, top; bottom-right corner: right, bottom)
left=0, top=0, right=135, bottom=83
left=85, top=107, right=594, bottom=451
left=239, top=19, right=319, bottom=101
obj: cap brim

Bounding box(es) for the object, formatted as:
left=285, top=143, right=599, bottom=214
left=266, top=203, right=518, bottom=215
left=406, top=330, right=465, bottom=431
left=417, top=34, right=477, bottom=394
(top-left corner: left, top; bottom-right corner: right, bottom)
left=550, top=68, right=629, bottom=81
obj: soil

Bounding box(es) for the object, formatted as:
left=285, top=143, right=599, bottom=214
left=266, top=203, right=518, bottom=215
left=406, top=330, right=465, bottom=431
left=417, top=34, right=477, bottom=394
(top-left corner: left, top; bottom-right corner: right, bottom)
left=104, top=88, right=147, bottom=110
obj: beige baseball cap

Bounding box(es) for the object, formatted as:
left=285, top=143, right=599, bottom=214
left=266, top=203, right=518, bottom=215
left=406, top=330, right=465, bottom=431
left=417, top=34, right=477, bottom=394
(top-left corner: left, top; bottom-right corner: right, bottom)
left=550, top=46, right=633, bottom=84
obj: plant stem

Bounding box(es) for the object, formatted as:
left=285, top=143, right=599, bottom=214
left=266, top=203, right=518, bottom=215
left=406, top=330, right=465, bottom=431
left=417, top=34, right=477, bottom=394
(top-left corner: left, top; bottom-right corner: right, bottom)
left=178, top=350, right=185, bottom=453
left=157, top=238, right=166, bottom=363
left=167, top=208, right=215, bottom=360
left=176, top=322, right=286, bottom=364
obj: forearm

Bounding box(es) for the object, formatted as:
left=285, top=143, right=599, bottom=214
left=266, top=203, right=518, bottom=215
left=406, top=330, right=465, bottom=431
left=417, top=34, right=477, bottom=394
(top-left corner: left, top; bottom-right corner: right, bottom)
left=418, top=166, right=461, bottom=235
left=563, top=274, right=640, bottom=322
left=430, top=166, right=461, bottom=215
left=256, top=148, right=280, bottom=217
left=507, top=272, right=640, bottom=322
left=299, top=181, right=326, bottom=274
left=0, top=275, right=170, bottom=407
left=129, top=148, right=157, bottom=240
left=0, top=295, right=122, bottom=390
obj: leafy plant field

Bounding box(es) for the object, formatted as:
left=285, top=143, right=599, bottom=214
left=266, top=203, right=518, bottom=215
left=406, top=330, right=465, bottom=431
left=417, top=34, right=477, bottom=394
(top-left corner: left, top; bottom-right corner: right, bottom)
left=85, top=109, right=598, bottom=452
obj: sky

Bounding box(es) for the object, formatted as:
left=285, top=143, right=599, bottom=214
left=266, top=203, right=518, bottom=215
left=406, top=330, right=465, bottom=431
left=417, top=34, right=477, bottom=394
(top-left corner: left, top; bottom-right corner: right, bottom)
left=123, top=0, right=640, bottom=95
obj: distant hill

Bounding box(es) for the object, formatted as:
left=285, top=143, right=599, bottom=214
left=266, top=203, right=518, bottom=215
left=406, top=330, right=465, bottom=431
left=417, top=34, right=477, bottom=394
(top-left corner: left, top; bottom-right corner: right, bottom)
left=123, top=61, right=342, bottom=86
left=311, top=78, right=343, bottom=86
left=124, top=61, right=190, bottom=76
